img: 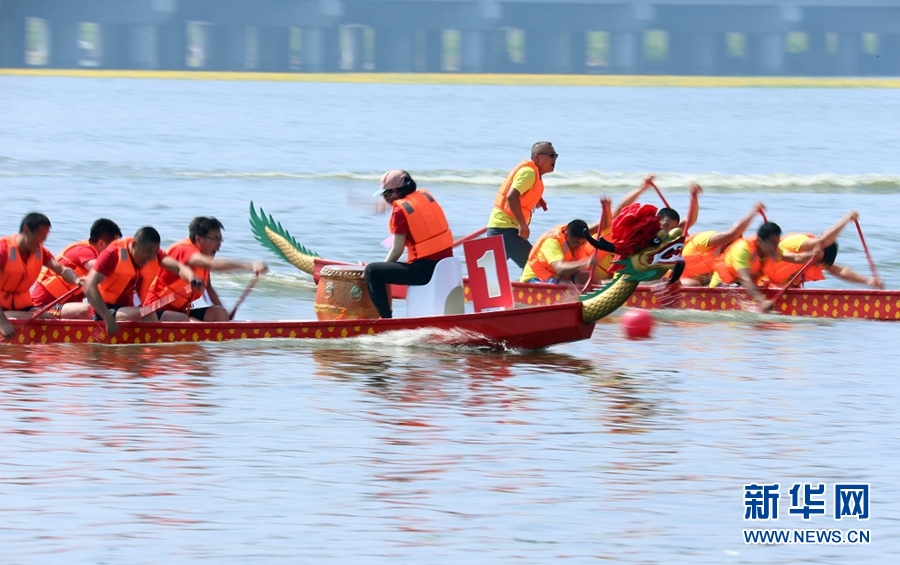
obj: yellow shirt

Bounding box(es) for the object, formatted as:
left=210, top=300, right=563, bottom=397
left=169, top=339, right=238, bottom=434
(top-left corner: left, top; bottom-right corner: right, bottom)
left=487, top=166, right=537, bottom=229
left=682, top=230, right=715, bottom=256
left=709, top=239, right=781, bottom=287
left=520, top=237, right=564, bottom=282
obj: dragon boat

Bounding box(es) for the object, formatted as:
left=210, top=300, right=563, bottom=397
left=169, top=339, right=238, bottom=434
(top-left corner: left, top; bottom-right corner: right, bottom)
left=251, top=203, right=899, bottom=321
left=0, top=204, right=684, bottom=348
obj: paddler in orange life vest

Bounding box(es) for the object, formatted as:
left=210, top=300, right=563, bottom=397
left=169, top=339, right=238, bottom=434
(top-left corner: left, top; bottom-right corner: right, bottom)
left=0, top=213, right=81, bottom=339
left=709, top=222, right=818, bottom=312
left=143, top=217, right=269, bottom=322
left=761, top=210, right=884, bottom=289
left=520, top=219, right=616, bottom=284
left=677, top=202, right=767, bottom=287
left=364, top=170, right=454, bottom=319
left=485, top=141, right=557, bottom=270
left=30, top=218, right=122, bottom=320
left=83, top=227, right=201, bottom=336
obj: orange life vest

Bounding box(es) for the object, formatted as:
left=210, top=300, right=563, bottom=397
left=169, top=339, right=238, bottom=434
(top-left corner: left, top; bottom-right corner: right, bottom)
left=0, top=236, right=46, bottom=310
left=393, top=190, right=454, bottom=261
left=34, top=239, right=99, bottom=300
left=761, top=233, right=825, bottom=287
left=96, top=238, right=141, bottom=305
left=144, top=238, right=208, bottom=312
left=492, top=160, right=545, bottom=226
left=713, top=237, right=765, bottom=285
left=681, top=231, right=720, bottom=278
left=526, top=225, right=596, bottom=282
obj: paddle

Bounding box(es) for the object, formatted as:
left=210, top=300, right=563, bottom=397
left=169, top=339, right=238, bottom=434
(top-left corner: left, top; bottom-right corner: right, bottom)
left=26, top=286, right=81, bottom=323
left=229, top=274, right=260, bottom=320
left=767, top=254, right=818, bottom=312
left=453, top=227, right=487, bottom=248
left=581, top=197, right=611, bottom=293
left=759, top=210, right=768, bottom=223
left=854, top=218, right=880, bottom=281
left=645, top=178, right=670, bottom=209
left=137, top=292, right=178, bottom=318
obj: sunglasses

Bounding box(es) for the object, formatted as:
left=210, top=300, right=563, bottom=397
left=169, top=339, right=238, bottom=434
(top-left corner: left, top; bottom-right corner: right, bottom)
left=538, top=152, right=559, bottom=158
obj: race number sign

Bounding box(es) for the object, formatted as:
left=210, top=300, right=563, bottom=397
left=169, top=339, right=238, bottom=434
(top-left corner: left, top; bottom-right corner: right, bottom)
left=463, top=236, right=514, bottom=312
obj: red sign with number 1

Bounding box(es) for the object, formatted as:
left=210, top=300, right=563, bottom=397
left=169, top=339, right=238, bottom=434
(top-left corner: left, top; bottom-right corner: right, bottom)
left=463, top=236, right=514, bottom=312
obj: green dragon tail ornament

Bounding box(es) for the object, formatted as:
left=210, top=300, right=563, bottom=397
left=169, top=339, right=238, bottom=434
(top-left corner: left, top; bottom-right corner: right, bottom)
left=249, top=202, right=322, bottom=274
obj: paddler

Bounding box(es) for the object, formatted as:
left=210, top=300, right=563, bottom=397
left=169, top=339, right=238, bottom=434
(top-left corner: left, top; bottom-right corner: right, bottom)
left=143, top=217, right=268, bottom=321
left=761, top=210, right=884, bottom=289
left=0, top=213, right=82, bottom=338
left=486, top=141, right=557, bottom=270
left=83, top=227, right=200, bottom=336
left=678, top=203, right=767, bottom=287
left=364, top=170, right=454, bottom=319
left=709, top=222, right=818, bottom=312
left=30, top=218, right=122, bottom=319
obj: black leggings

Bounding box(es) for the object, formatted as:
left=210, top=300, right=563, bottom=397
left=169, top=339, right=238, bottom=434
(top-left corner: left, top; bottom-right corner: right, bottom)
left=364, top=260, right=438, bottom=319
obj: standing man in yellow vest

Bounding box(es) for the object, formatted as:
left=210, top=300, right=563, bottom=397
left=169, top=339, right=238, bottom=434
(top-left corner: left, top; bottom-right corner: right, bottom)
left=486, top=141, right=558, bottom=270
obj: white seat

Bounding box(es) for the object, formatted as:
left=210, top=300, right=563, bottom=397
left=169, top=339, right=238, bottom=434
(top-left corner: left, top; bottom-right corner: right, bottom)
left=405, top=256, right=465, bottom=317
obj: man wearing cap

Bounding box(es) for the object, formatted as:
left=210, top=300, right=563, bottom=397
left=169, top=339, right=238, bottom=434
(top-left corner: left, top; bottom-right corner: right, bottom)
left=486, top=141, right=558, bottom=270
left=364, top=170, right=454, bottom=319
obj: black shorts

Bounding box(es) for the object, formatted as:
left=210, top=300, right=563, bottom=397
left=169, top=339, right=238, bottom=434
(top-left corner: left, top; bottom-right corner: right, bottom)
left=154, top=307, right=210, bottom=321
left=92, top=304, right=124, bottom=321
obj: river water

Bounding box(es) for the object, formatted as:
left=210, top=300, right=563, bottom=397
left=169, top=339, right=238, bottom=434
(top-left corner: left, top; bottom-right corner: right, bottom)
left=1, top=76, right=899, bottom=563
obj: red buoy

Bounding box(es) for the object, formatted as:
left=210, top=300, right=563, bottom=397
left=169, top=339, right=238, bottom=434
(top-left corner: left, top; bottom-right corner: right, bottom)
left=621, top=309, right=654, bottom=339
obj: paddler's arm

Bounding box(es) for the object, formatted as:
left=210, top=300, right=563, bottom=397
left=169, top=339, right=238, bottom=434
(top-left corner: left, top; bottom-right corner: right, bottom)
left=205, top=281, right=223, bottom=308
left=506, top=190, right=531, bottom=240
left=680, top=183, right=702, bottom=232
left=186, top=252, right=269, bottom=275
left=47, top=257, right=81, bottom=286
left=550, top=257, right=594, bottom=278
left=799, top=210, right=859, bottom=252
left=83, top=269, right=119, bottom=335
left=781, top=249, right=820, bottom=264
left=160, top=256, right=202, bottom=289
left=707, top=203, right=766, bottom=249
left=0, top=310, right=14, bottom=339
left=825, top=264, right=884, bottom=288
left=611, top=175, right=654, bottom=218
left=384, top=233, right=406, bottom=262
left=736, top=268, right=773, bottom=312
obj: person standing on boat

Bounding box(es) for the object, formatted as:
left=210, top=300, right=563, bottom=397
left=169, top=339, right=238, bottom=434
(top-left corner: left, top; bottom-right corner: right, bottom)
left=708, top=222, right=817, bottom=312
left=761, top=211, right=884, bottom=289
left=143, top=217, right=269, bottom=321
left=30, top=218, right=123, bottom=319
left=365, top=170, right=454, bottom=319
left=83, top=227, right=200, bottom=335
left=485, top=141, right=557, bottom=270
left=677, top=203, right=767, bottom=287
left=0, top=213, right=82, bottom=338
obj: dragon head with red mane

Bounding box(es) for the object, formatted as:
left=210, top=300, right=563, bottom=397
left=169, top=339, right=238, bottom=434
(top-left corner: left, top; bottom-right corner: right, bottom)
left=608, top=203, right=685, bottom=282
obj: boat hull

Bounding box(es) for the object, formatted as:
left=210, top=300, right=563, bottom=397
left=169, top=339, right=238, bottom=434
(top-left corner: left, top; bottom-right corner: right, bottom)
left=478, top=281, right=900, bottom=320
left=3, top=302, right=595, bottom=349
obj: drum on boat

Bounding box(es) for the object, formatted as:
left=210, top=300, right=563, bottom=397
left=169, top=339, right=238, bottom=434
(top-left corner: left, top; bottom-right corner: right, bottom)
left=314, top=265, right=387, bottom=321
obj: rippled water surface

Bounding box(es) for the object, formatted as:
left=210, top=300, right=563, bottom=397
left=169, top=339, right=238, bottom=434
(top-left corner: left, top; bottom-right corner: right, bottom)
left=1, top=77, right=899, bottom=564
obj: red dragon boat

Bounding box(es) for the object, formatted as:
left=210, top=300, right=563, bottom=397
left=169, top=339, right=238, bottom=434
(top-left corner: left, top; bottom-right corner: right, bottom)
left=249, top=204, right=898, bottom=322
left=1, top=203, right=685, bottom=349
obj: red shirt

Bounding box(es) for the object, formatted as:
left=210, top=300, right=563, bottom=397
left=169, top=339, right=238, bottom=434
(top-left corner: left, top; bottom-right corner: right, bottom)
left=93, top=245, right=167, bottom=306
left=389, top=208, right=453, bottom=262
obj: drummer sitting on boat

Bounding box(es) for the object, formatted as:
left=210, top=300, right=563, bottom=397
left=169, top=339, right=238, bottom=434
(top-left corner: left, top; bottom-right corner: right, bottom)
left=364, top=170, right=454, bottom=319
left=761, top=210, right=884, bottom=289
